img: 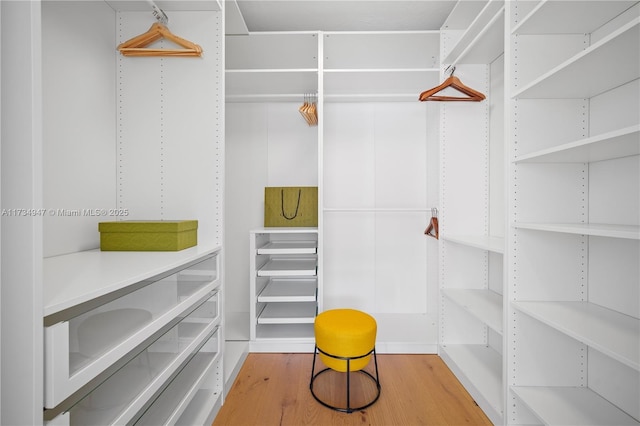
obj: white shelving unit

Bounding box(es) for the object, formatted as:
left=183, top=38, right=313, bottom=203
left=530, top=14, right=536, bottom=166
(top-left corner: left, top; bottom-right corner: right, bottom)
left=249, top=228, right=318, bottom=351
left=507, top=1, right=640, bottom=425
left=438, top=1, right=505, bottom=424
left=0, top=1, right=224, bottom=424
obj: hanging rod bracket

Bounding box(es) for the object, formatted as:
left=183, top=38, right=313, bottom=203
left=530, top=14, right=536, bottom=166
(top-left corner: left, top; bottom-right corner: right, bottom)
left=147, top=1, right=169, bottom=25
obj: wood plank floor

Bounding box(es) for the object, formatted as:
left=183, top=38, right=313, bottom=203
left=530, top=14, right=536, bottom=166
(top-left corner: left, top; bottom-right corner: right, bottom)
left=212, top=353, right=493, bottom=426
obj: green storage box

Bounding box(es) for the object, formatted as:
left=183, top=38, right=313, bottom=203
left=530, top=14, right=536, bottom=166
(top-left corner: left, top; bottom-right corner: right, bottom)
left=99, top=220, right=198, bottom=251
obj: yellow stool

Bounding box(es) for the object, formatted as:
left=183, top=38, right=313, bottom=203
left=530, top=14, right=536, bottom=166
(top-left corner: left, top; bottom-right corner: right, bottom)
left=310, top=309, right=381, bottom=413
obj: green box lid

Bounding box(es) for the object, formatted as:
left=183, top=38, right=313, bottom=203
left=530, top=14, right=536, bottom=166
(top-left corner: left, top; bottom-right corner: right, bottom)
left=98, top=220, right=198, bottom=233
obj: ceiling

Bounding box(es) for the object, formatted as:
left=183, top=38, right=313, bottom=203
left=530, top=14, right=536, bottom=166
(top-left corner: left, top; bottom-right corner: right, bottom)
left=225, top=0, right=457, bottom=34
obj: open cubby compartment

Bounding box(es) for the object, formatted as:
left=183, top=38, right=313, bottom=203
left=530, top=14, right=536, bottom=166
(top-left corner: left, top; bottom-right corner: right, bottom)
left=225, top=32, right=318, bottom=102
left=508, top=312, right=639, bottom=425
left=322, top=31, right=439, bottom=101
left=46, top=294, right=221, bottom=425
left=226, top=32, right=318, bottom=70
left=44, top=253, right=220, bottom=409
left=254, top=230, right=318, bottom=254
left=511, top=6, right=639, bottom=100
left=257, top=277, right=318, bottom=303
left=323, top=31, right=439, bottom=69
left=439, top=242, right=504, bottom=424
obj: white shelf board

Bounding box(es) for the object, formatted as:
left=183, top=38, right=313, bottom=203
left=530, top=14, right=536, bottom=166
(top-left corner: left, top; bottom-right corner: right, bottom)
left=443, top=289, right=503, bottom=334
left=514, top=125, right=640, bottom=163
left=443, top=2, right=504, bottom=65
left=105, top=0, right=221, bottom=12
left=257, top=240, right=317, bottom=255
left=513, top=301, right=640, bottom=371
left=257, top=258, right=317, bottom=277
left=513, top=222, right=640, bottom=240
left=442, top=235, right=505, bottom=253
left=258, top=278, right=317, bottom=302
left=439, top=344, right=503, bottom=424
left=255, top=323, right=314, bottom=340
left=135, top=350, right=221, bottom=425
left=513, top=18, right=639, bottom=99
left=512, top=0, right=638, bottom=35
left=252, top=227, right=318, bottom=234
left=43, top=245, right=221, bottom=317
left=512, top=386, right=640, bottom=426
left=257, top=302, right=316, bottom=324
left=442, top=0, right=489, bottom=30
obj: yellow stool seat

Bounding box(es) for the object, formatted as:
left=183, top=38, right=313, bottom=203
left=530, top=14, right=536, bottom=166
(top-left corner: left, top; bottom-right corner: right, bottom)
left=314, top=308, right=377, bottom=372
left=310, top=308, right=381, bottom=413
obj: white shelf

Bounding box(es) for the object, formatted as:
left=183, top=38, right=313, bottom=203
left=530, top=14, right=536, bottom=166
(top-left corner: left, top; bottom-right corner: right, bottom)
left=443, top=289, right=503, bottom=334
left=135, top=347, right=221, bottom=425
left=443, top=1, right=504, bottom=65
left=513, top=222, right=640, bottom=240
left=442, top=235, right=505, bottom=253
left=439, top=344, right=503, bottom=424
left=513, top=18, right=640, bottom=99
left=512, top=0, right=638, bottom=35
left=442, top=1, right=490, bottom=30
left=514, top=125, right=640, bottom=164
left=69, top=321, right=218, bottom=425
left=512, top=386, right=640, bottom=426
left=257, top=258, right=317, bottom=276
left=513, top=301, right=640, bottom=371
left=255, top=323, right=314, bottom=340
left=257, top=240, right=317, bottom=255
left=258, top=278, right=317, bottom=302
left=43, top=246, right=221, bottom=318
left=257, top=302, right=317, bottom=324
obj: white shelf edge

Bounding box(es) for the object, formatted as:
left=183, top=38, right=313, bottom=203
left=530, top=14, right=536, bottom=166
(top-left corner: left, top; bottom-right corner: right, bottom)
left=43, top=246, right=221, bottom=318
left=511, top=0, right=638, bottom=35
left=323, top=207, right=432, bottom=212
left=513, top=124, right=640, bottom=163
left=513, top=222, right=640, bottom=240
left=512, top=18, right=640, bottom=99
left=442, top=235, right=505, bottom=253
left=439, top=344, right=504, bottom=425
left=225, top=68, right=318, bottom=73
left=443, top=1, right=504, bottom=65
left=258, top=302, right=317, bottom=324
left=323, top=68, right=439, bottom=73
left=257, top=240, right=317, bottom=255
left=258, top=279, right=317, bottom=302
left=255, top=324, right=316, bottom=337
left=257, top=258, right=317, bottom=277
left=443, top=289, right=503, bottom=334
left=511, top=386, right=640, bottom=426
left=513, top=301, right=640, bottom=371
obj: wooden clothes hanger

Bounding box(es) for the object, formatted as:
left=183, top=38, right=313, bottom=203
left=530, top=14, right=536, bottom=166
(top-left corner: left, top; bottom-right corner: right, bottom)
left=424, top=208, right=439, bottom=239
left=419, top=67, right=485, bottom=102
left=118, top=22, right=202, bottom=57
left=299, top=94, right=318, bottom=126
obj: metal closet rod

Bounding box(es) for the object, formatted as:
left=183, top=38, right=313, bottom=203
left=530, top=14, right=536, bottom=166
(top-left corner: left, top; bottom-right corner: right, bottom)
left=146, top=0, right=169, bottom=25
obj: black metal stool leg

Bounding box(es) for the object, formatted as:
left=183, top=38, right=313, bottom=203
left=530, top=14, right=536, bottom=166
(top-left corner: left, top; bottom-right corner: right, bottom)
left=309, top=346, right=381, bottom=413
